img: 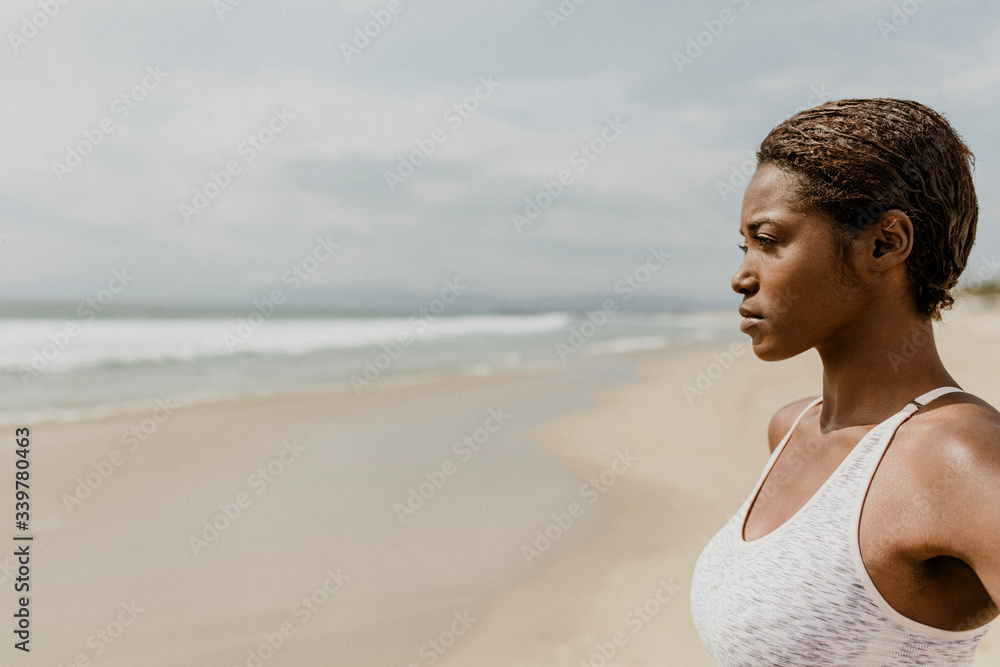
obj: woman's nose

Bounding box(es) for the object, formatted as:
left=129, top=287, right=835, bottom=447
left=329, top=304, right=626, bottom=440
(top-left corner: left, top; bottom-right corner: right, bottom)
left=731, top=255, right=757, bottom=295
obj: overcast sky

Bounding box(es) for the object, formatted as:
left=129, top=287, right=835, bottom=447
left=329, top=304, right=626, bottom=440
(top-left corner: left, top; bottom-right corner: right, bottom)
left=3, top=0, right=999, bottom=311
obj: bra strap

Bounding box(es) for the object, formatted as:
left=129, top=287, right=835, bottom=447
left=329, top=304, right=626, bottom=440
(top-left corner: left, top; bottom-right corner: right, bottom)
left=901, top=386, right=964, bottom=417
left=870, top=386, right=964, bottom=449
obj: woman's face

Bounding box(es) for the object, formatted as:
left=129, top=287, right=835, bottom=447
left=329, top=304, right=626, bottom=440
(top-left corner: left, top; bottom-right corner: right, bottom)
left=732, top=164, right=868, bottom=360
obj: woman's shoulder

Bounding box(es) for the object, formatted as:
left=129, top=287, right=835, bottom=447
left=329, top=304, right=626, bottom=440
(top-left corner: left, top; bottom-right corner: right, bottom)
left=766, top=396, right=820, bottom=453
left=907, top=392, right=1000, bottom=478
left=901, top=392, right=1000, bottom=593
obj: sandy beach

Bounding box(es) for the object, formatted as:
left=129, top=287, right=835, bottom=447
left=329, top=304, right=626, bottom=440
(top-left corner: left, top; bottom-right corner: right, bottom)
left=10, top=299, right=1000, bottom=665
left=434, top=297, right=1000, bottom=667
left=17, top=347, right=639, bottom=666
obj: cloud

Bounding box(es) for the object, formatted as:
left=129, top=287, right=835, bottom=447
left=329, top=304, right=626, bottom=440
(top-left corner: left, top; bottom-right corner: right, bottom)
left=1, top=0, right=999, bottom=308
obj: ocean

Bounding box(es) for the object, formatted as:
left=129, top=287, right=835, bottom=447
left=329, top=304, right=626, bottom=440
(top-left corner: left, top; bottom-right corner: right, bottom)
left=0, top=306, right=735, bottom=424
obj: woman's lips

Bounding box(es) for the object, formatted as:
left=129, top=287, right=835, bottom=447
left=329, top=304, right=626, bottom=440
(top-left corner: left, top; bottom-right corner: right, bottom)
left=740, top=314, right=763, bottom=331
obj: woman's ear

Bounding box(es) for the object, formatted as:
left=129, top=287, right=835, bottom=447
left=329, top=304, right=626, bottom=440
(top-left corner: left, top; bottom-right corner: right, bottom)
left=868, top=209, right=914, bottom=271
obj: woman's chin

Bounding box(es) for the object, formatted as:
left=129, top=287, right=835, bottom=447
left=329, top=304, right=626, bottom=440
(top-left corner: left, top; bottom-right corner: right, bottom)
left=749, top=336, right=808, bottom=362
left=750, top=341, right=777, bottom=361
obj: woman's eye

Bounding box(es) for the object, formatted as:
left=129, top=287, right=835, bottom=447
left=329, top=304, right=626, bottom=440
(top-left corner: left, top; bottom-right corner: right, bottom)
left=738, top=237, right=773, bottom=254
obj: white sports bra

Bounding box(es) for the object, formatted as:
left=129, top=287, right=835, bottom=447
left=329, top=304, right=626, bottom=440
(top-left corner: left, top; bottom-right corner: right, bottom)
left=690, top=386, right=994, bottom=665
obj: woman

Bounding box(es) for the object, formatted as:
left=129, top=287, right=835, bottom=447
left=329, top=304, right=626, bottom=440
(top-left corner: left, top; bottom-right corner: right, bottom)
left=690, top=99, right=1000, bottom=665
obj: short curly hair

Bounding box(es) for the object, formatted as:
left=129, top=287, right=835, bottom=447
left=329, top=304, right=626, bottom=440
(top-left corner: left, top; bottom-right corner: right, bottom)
left=756, top=98, right=978, bottom=320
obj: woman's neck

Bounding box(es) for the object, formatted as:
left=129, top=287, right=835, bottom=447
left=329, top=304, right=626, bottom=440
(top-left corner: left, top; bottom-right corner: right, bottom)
left=814, top=309, right=956, bottom=432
